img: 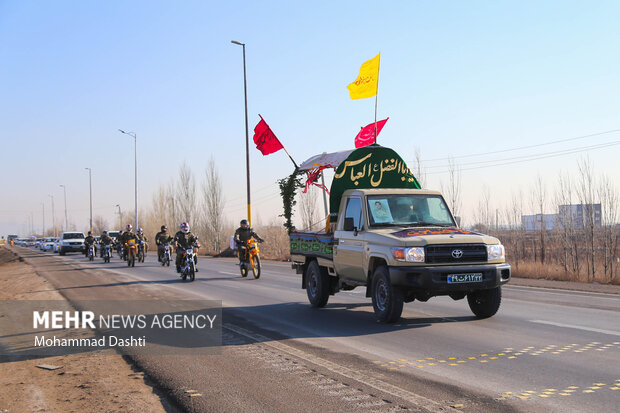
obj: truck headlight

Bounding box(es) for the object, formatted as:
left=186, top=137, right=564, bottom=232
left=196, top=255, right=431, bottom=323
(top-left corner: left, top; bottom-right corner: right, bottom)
left=487, top=244, right=505, bottom=261
left=391, top=247, right=425, bottom=263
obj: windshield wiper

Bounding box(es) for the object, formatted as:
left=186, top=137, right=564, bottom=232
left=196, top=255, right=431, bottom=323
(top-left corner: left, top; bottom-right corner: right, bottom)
left=370, top=222, right=397, bottom=227
left=406, top=222, right=453, bottom=227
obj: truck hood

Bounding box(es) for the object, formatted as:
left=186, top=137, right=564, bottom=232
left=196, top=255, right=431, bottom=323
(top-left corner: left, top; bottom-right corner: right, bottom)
left=367, top=227, right=500, bottom=246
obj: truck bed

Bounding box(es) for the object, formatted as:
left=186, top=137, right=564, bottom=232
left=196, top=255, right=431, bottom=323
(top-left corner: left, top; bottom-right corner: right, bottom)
left=289, top=231, right=334, bottom=260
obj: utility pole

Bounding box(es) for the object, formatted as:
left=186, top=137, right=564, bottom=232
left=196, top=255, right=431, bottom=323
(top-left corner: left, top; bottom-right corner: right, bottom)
left=48, top=195, right=56, bottom=237
left=41, top=202, right=45, bottom=236
left=60, top=184, right=68, bottom=231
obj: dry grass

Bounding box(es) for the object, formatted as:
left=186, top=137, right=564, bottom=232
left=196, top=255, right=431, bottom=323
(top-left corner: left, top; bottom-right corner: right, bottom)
left=512, top=260, right=620, bottom=285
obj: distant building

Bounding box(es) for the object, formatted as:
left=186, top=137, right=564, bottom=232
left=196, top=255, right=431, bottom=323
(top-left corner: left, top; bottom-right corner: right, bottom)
left=522, top=214, right=557, bottom=231
left=558, top=204, right=601, bottom=228
left=522, top=203, right=602, bottom=231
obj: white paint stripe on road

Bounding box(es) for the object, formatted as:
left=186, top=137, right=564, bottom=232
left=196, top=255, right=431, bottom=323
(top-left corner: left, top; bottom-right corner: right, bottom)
left=530, top=320, right=620, bottom=337
left=223, top=323, right=445, bottom=412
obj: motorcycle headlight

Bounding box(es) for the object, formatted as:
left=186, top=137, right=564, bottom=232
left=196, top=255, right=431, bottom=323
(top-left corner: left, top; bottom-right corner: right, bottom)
left=487, top=244, right=505, bottom=261
left=391, top=247, right=425, bottom=263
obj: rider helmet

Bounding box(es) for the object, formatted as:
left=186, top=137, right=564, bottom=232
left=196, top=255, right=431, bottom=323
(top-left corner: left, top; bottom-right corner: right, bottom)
left=240, top=219, right=249, bottom=229
left=126, top=224, right=132, bottom=231
left=180, top=222, right=190, bottom=234
left=88, top=231, right=92, bottom=235
left=161, top=225, right=167, bottom=231
left=102, top=230, right=108, bottom=235
left=138, top=227, right=143, bottom=234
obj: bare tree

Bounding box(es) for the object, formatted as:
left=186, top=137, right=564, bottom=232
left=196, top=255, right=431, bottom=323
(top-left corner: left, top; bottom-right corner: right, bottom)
left=412, top=146, right=426, bottom=188
left=201, top=157, right=225, bottom=253
left=598, top=174, right=619, bottom=282
left=299, top=186, right=320, bottom=231
left=531, top=174, right=547, bottom=264
left=176, top=161, right=197, bottom=226
left=441, top=157, right=462, bottom=220
left=577, top=157, right=596, bottom=280
left=92, top=216, right=109, bottom=235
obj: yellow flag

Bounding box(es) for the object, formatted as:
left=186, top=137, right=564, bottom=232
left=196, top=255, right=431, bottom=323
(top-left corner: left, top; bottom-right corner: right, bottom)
left=347, top=53, right=380, bottom=99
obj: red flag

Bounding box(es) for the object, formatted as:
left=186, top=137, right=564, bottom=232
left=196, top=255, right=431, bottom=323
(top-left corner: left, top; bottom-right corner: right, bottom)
left=354, top=118, right=389, bottom=148
left=253, top=115, right=283, bottom=155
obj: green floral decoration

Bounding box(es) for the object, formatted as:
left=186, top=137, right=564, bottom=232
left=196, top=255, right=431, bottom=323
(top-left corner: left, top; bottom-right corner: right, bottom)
left=278, top=169, right=304, bottom=234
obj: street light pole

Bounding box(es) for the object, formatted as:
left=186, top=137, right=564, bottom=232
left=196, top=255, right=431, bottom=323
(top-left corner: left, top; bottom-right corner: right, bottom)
left=59, top=184, right=68, bottom=231
left=231, top=40, right=252, bottom=227
left=41, top=202, right=45, bottom=237
left=85, top=168, right=92, bottom=233
left=48, top=195, right=56, bottom=237
left=115, top=204, right=122, bottom=230
left=118, top=130, right=138, bottom=231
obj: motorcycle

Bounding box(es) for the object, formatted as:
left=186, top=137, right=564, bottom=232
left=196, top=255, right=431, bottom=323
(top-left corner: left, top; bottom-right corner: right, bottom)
left=179, top=243, right=198, bottom=281
left=160, top=243, right=172, bottom=267
left=126, top=239, right=137, bottom=267
left=102, top=244, right=112, bottom=263
left=86, top=244, right=95, bottom=261
left=137, top=240, right=146, bottom=263
left=117, top=241, right=126, bottom=261
left=239, top=238, right=262, bottom=279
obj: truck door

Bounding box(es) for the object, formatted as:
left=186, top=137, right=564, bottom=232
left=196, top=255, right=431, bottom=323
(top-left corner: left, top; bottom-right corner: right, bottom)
left=334, top=196, right=366, bottom=281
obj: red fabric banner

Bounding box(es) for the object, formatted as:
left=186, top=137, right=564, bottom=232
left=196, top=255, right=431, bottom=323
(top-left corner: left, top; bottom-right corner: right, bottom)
left=354, top=117, right=389, bottom=148
left=253, top=115, right=284, bottom=155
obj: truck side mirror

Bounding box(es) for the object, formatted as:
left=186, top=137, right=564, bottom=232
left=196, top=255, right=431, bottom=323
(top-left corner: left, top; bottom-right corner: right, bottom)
left=343, top=217, right=355, bottom=232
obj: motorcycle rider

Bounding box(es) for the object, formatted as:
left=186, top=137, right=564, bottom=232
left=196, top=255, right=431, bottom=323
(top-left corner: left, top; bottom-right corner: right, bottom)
left=155, top=225, right=173, bottom=262
left=234, top=219, right=263, bottom=263
left=120, top=224, right=137, bottom=259
left=136, top=227, right=148, bottom=256
left=100, top=230, right=113, bottom=258
left=173, top=222, right=199, bottom=274
left=84, top=231, right=95, bottom=257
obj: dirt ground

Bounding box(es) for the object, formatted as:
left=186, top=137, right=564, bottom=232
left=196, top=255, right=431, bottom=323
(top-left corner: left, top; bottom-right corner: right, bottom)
left=0, top=246, right=175, bottom=413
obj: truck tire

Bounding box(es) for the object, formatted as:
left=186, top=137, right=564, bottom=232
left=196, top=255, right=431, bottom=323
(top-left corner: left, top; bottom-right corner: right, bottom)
left=467, top=286, right=501, bottom=318
left=59, top=248, right=66, bottom=256
left=305, top=260, right=329, bottom=308
left=371, top=266, right=404, bottom=323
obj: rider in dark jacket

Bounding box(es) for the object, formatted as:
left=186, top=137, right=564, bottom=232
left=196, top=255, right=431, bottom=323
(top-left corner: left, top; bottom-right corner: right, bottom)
left=173, top=222, right=199, bottom=273
left=234, top=219, right=263, bottom=262
left=155, top=225, right=173, bottom=262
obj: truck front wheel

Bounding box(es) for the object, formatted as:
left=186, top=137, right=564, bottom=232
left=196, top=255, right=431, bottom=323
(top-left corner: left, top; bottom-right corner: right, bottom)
left=306, top=260, right=329, bottom=308
left=371, top=266, right=404, bottom=323
left=467, top=286, right=501, bottom=318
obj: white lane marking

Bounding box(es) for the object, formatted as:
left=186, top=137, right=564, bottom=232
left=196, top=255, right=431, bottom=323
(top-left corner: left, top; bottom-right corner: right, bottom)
left=530, top=320, right=620, bottom=337
left=218, top=271, right=243, bottom=276
left=506, top=285, right=620, bottom=300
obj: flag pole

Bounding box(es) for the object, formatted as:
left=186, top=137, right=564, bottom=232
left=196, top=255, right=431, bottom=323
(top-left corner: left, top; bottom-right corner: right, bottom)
left=259, top=114, right=298, bottom=169
left=374, top=53, right=381, bottom=144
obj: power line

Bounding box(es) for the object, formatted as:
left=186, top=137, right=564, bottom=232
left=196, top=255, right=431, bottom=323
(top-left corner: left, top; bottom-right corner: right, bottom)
left=422, top=128, right=620, bottom=162
left=426, top=140, right=620, bottom=174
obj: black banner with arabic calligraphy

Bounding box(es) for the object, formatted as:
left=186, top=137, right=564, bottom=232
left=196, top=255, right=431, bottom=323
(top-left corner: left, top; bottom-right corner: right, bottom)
left=330, top=145, right=421, bottom=215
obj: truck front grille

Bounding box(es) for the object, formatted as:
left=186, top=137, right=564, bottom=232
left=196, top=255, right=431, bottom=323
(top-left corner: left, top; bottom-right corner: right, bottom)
left=425, top=244, right=487, bottom=264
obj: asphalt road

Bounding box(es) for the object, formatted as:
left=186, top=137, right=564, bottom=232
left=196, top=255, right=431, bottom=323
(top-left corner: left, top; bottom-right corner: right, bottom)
left=15, top=248, right=620, bottom=412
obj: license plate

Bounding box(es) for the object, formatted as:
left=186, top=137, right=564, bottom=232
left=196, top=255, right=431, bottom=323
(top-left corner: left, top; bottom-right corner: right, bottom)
left=447, top=273, right=483, bottom=283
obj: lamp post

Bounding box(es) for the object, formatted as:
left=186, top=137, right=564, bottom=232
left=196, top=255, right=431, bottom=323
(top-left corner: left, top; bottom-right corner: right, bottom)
left=48, top=194, right=56, bottom=237
left=231, top=40, right=252, bottom=226
left=59, top=184, right=68, bottom=231
left=85, top=168, right=92, bottom=233
left=41, top=202, right=45, bottom=237
left=118, top=130, right=138, bottom=231
left=115, top=204, right=122, bottom=230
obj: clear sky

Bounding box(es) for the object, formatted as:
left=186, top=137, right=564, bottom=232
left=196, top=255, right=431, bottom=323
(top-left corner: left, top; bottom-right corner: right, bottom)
left=1, top=0, right=619, bottom=236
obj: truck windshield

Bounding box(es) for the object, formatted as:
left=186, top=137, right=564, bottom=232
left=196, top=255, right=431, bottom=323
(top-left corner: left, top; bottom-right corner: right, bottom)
left=367, top=195, right=455, bottom=227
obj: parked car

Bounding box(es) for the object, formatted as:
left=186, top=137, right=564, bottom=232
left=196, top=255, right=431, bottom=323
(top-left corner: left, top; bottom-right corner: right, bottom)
left=59, top=232, right=85, bottom=255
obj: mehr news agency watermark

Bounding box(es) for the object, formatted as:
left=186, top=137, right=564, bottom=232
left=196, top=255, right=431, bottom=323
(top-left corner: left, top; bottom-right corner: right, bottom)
left=0, top=300, right=222, bottom=355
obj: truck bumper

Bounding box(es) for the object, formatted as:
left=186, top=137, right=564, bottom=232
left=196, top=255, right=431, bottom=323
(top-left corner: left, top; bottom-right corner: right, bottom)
left=388, top=263, right=511, bottom=293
